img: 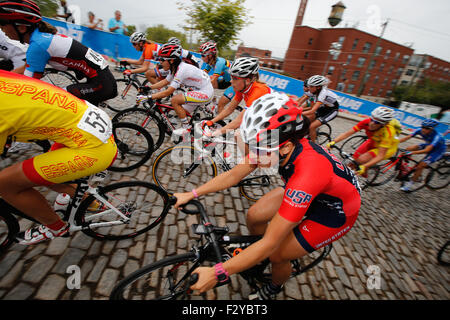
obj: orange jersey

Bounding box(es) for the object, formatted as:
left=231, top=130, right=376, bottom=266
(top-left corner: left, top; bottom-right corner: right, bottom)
left=142, top=43, right=160, bottom=62
left=233, top=81, right=272, bottom=108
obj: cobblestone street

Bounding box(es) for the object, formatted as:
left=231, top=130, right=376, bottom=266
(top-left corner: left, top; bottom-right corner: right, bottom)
left=0, top=81, right=448, bottom=301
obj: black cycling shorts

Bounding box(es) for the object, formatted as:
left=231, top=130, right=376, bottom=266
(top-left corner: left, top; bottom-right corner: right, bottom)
left=66, top=67, right=117, bottom=106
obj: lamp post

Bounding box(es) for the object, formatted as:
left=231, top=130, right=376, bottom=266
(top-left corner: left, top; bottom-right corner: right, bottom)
left=328, top=1, right=346, bottom=27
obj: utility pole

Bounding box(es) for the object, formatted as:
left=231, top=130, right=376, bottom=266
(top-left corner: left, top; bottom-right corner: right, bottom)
left=357, top=18, right=389, bottom=97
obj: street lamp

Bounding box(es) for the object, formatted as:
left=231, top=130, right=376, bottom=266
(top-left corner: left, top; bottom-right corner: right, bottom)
left=328, top=1, right=346, bottom=27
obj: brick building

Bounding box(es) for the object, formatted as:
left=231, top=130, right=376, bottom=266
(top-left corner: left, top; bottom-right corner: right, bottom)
left=235, top=45, right=284, bottom=71
left=284, top=26, right=414, bottom=103
left=399, top=54, right=450, bottom=86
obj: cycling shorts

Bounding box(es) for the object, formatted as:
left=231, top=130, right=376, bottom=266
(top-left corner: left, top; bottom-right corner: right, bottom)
left=315, top=106, right=339, bottom=124
left=418, top=143, right=445, bottom=164
left=66, top=68, right=117, bottom=106
left=353, top=138, right=398, bottom=160
left=223, top=86, right=236, bottom=101
left=22, top=135, right=117, bottom=186
left=181, top=86, right=214, bottom=115
left=292, top=194, right=359, bottom=253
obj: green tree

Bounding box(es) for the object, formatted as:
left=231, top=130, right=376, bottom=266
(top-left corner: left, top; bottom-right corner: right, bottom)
left=35, top=0, right=59, bottom=17
left=145, top=24, right=188, bottom=47
left=393, top=79, right=450, bottom=109
left=178, top=0, right=252, bottom=52
left=127, top=25, right=136, bottom=36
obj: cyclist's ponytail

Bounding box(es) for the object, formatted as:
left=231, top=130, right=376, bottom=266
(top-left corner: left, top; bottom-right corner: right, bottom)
left=36, top=21, right=57, bottom=35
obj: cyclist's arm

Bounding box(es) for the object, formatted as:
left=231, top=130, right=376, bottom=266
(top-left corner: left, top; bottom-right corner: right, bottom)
left=303, top=101, right=322, bottom=117
left=123, top=55, right=144, bottom=66
left=151, top=84, right=175, bottom=100
left=410, top=144, right=434, bottom=155
left=174, top=161, right=256, bottom=208
left=129, top=60, right=150, bottom=74
left=211, top=98, right=239, bottom=123
left=210, top=74, right=220, bottom=89
left=398, top=134, right=413, bottom=143
left=217, top=109, right=244, bottom=134
left=332, top=128, right=357, bottom=144
left=150, top=78, right=170, bottom=90
left=297, top=95, right=308, bottom=106
left=12, top=64, right=26, bottom=74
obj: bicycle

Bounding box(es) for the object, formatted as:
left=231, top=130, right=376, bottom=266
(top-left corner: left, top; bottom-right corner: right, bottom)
left=109, top=198, right=333, bottom=300
left=330, top=144, right=379, bottom=190
left=109, top=122, right=155, bottom=172
left=112, top=88, right=224, bottom=151
left=437, top=241, right=450, bottom=266
left=0, top=171, right=171, bottom=255
left=151, top=123, right=283, bottom=201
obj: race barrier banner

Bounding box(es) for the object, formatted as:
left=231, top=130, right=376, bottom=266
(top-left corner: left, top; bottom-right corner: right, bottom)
left=44, top=18, right=448, bottom=138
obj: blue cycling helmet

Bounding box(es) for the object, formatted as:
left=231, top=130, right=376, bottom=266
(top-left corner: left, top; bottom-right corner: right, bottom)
left=421, top=119, right=439, bottom=128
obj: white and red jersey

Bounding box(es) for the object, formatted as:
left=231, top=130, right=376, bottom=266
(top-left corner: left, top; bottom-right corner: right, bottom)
left=0, top=29, right=27, bottom=69
left=166, top=61, right=212, bottom=91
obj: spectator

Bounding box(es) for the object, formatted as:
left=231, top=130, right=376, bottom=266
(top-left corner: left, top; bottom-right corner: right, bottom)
left=108, top=10, right=127, bottom=35
left=84, top=11, right=103, bottom=30
left=55, top=0, right=74, bottom=23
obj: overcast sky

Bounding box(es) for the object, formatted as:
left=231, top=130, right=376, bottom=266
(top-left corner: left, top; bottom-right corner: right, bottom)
left=63, top=0, right=450, bottom=61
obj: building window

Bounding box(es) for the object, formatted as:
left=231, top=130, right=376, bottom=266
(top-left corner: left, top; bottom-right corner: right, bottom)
left=308, top=38, right=313, bottom=45
left=394, top=52, right=400, bottom=61
left=328, top=66, right=335, bottom=75
left=379, top=63, right=385, bottom=72
left=388, top=66, right=394, bottom=74
left=391, top=79, right=398, bottom=87
left=397, top=68, right=403, bottom=76
left=386, top=90, right=392, bottom=97
left=368, top=87, right=374, bottom=95
left=357, top=57, right=366, bottom=67
left=383, top=77, right=388, bottom=86
left=341, top=68, right=347, bottom=78
left=265, top=52, right=270, bottom=57
left=363, top=42, right=372, bottom=53
left=346, top=54, right=352, bottom=64
left=304, top=52, right=309, bottom=59
left=374, top=75, right=379, bottom=84
left=352, top=39, right=359, bottom=50
left=347, top=84, right=355, bottom=93
left=300, top=65, right=304, bottom=71
left=385, top=49, right=391, bottom=59
left=338, top=36, right=345, bottom=45
left=375, top=46, right=382, bottom=56
left=401, top=80, right=409, bottom=86
left=406, top=69, right=414, bottom=76
left=369, top=60, right=376, bottom=70
left=352, top=71, right=360, bottom=81
left=364, top=73, right=371, bottom=82
left=402, top=55, right=410, bottom=64
left=378, top=88, right=383, bottom=96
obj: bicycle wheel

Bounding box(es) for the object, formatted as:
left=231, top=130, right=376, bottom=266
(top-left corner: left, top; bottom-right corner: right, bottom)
left=426, top=164, right=449, bottom=190
left=110, top=251, right=199, bottom=300
left=75, top=181, right=170, bottom=240
left=370, top=158, right=398, bottom=186
left=317, top=123, right=332, bottom=137
left=109, top=122, right=154, bottom=172
left=239, top=173, right=284, bottom=202
left=103, top=79, right=139, bottom=113
left=152, top=145, right=217, bottom=195
left=357, top=165, right=380, bottom=190
left=42, top=68, right=78, bottom=88
left=315, top=132, right=331, bottom=146
left=400, top=159, right=432, bottom=192
left=0, top=210, right=20, bottom=255
left=340, top=135, right=367, bottom=156
left=113, top=107, right=166, bottom=152
left=437, top=241, right=450, bottom=267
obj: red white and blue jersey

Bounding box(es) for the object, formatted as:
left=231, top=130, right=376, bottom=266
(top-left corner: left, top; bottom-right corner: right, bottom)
left=278, top=138, right=361, bottom=224
left=24, top=29, right=108, bottom=79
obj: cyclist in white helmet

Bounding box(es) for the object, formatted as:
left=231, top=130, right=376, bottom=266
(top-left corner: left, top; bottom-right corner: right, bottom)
left=120, top=32, right=161, bottom=83
left=0, top=28, right=27, bottom=73
left=209, top=56, right=271, bottom=136
left=303, top=75, right=340, bottom=143
left=327, top=106, right=401, bottom=176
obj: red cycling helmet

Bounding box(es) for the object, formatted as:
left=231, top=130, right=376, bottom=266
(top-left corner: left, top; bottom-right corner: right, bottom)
left=158, top=43, right=182, bottom=60
left=0, top=0, right=42, bottom=25
left=199, top=41, right=217, bottom=56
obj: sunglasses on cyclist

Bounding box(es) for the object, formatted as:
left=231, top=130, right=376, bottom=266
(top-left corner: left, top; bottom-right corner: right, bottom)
left=231, top=75, right=245, bottom=81
left=248, top=141, right=289, bottom=157
left=370, top=118, right=384, bottom=125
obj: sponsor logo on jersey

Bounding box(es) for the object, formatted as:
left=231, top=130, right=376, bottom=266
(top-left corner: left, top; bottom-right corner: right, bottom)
left=284, top=188, right=312, bottom=208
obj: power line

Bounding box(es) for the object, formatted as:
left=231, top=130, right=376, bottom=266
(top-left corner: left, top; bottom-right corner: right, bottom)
left=390, top=18, right=450, bottom=38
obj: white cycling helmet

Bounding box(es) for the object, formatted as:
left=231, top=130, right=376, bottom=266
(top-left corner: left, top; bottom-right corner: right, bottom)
left=240, top=92, right=304, bottom=150
left=130, top=32, right=146, bottom=44
left=230, top=57, right=260, bottom=78
left=371, top=106, right=395, bottom=124
left=167, top=37, right=181, bottom=45
left=307, top=75, right=329, bottom=87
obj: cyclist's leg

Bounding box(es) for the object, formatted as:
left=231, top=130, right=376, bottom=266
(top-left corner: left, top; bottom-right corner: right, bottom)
left=246, top=187, right=284, bottom=235
left=308, top=118, right=322, bottom=142
left=145, top=68, right=160, bottom=85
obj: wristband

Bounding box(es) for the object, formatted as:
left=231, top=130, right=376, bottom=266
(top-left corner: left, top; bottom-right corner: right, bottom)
left=192, top=189, right=199, bottom=198
left=214, top=263, right=229, bottom=283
